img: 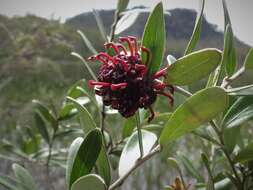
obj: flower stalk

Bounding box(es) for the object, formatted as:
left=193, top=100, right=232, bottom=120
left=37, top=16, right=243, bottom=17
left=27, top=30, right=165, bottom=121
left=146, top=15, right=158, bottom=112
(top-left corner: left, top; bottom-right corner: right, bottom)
left=135, top=112, right=144, bottom=158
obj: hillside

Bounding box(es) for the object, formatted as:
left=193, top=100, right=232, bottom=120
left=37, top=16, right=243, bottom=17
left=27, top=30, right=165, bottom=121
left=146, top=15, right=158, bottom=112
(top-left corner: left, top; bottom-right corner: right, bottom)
left=67, top=7, right=249, bottom=60
left=0, top=7, right=251, bottom=130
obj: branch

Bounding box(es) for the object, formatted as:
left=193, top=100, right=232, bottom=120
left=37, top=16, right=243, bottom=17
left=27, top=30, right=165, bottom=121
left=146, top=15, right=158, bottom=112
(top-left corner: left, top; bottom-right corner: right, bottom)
left=221, top=67, right=245, bottom=88
left=108, top=145, right=161, bottom=190
left=109, top=10, right=120, bottom=42
left=174, top=86, right=192, bottom=97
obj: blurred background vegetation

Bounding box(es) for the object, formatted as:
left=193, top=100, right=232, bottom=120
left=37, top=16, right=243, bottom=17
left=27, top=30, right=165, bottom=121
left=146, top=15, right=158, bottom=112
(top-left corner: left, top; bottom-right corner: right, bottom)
left=0, top=7, right=252, bottom=189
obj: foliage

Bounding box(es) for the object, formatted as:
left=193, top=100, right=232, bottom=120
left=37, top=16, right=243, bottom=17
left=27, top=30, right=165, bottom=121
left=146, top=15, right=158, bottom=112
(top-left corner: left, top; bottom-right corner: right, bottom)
left=1, top=0, right=253, bottom=190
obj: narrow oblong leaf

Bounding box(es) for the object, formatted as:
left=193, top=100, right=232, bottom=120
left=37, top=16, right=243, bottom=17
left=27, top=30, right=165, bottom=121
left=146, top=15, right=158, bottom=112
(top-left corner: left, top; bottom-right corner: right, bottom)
left=222, top=96, right=253, bottom=128
left=222, top=0, right=231, bottom=29
left=96, top=144, right=111, bottom=186
left=58, top=103, right=78, bottom=121
left=160, top=87, right=228, bottom=145
left=206, top=65, right=221, bottom=87
left=115, top=11, right=139, bottom=35
left=222, top=24, right=237, bottom=76
left=223, top=127, right=240, bottom=153
left=167, top=157, right=182, bottom=175
left=71, top=174, right=106, bottom=190
left=145, top=112, right=172, bottom=126
left=66, top=79, right=97, bottom=107
left=142, top=124, right=163, bottom=136
left=184, top=0, right=205, bottom=55
left=71, top=52, right=97, bottom=81
left=234, top=142, right=253, bottom=164
left=226, top=84, right=253, bottom=96
left=179, top=155, right=204, bottom=182
left=142, top=2, right=165, bottom=74
left=66, top=129, right=102, bottom=190
left=117, top=0, right=129, bottom=14
left=0, top=174, right=20, bottom=190
left=32, top=100, right=57, bottom=129
left=244, top=48, right=253, bottom=70
left=165, top=49, right=222, bottom=86
left=34, top=112, right=50, bottom=144
left=12, top=164, right=38, bottom=190
left=119, top=130, right=157, bottom=177
left=77, top=30, right=97, bottom=54
left=92, top=9, right=107, bottom=41
left=122, top=116, right=136, bottom=139
left=67, top=97, right=96, bottom=133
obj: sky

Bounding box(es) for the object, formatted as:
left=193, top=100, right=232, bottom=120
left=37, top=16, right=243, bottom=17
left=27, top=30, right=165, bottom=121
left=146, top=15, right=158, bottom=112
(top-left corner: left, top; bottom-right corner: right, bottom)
left=0, top=0, right=253, bottom=46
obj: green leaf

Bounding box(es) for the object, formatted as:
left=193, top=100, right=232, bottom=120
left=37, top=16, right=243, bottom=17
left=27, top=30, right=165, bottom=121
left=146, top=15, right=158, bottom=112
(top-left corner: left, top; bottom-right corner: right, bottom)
left=167, top=157, right=183, bottom=176
left=92, top=9, right=107, bottom=41
left=54, top=129, right=80, bottom=139
left=115, top=11, right=139, bottom=35
left=12, top=164, right=38, bottom=190
left=234, top=142, right=253, bottom=163
left=122, top=116, right=136, bottom=139
left=159, top=87, right=228, bottom=145
left=223, top=127, right=240, bottom=153
left=206, top=65, right=221, bottom=87
left=222, top=0, right=231, bottom=29
left=32, top=100, right=57, bottom=129
left=96, top=144, right=111, bottom=186
left=221, top=24, right=237, bottom=76
left=67, top=97, right=96, bottom=134
left=66, top=129, right=102, bottom=190
left=141, top=113, right=171, bottom=136
left=142, top=2, right=165, bottom=74
left=77, top=30, right=97, bottom=54
left=179, top=155, right=204, bottom=182
left=71, top=174, right=106, bottom=190
left=71, top=52, right=97, bottom=81
left=34, top=113, right=50, bottom=144
left=165, top=49, right=222, bottom=86
left=66, top=79, right=91, bottom=99
left=222, top=96, right=253, bottom=128
left=184, top=0, right=205, bottom=55
left=118, top=130, right=157, bottom=177
left=117, top=0, right=129, bottom=13
left=142, top=124, right=163, bottom=136
left=69, top=79, right=96, bottom=102
left=58, top=103, right=78, bottom=121
left=244, top=48, right=253, bottom=70
left=227, top=85, right=253, bottom=96
left=144, top=112, right=172, bottom=126
left=0, top=174, right=20, bottom=190
left=192, top=130, right=220, bottom=145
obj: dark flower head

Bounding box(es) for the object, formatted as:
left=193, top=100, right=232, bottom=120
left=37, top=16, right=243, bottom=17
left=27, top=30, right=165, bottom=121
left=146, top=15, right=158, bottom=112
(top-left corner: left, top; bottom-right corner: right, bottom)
left=88, top=36, right=174, bottom=121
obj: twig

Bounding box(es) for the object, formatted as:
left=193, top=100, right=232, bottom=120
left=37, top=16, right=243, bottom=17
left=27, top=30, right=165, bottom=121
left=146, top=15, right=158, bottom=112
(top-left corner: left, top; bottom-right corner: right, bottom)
left=221, top=67, right=245, bottom=88
left=109, top=10, right=120, bottom=42
left=108, top=145, right=161, bottom=190
left=209, top=121, right=242, bottom=188
left=45, top=126, right=57, bottom=190
left=174, top=86, right=192, bottom=97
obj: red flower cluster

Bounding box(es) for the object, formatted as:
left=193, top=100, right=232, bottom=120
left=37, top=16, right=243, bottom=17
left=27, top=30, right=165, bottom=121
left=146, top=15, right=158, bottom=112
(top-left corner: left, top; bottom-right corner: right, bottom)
left=88, top=36, right=173, bottom=121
